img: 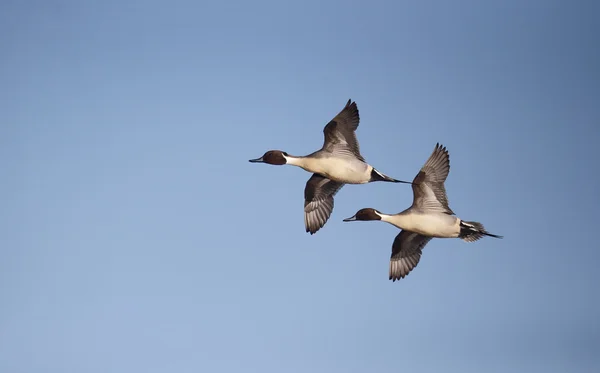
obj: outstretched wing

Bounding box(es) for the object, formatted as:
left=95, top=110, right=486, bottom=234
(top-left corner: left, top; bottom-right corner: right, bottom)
left=411, top=143, right=453, bottom=214
left=321, top=99, right=364, bottom=161
left=304, top=173, right=345, bottom=234
left=389, top=230, right=432, bottom=281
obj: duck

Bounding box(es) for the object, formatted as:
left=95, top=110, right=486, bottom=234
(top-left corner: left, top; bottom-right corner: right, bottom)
left=343, top=143, right=502, bottom=281
left=249, top=99, right=411, bottom=235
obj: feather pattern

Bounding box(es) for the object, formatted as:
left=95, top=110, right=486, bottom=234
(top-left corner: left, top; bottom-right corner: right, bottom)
left=304, top=173, right=344, bottom=234
left=321, top=99, right=365, bottom=161
left=411, top=143, right=454, bottom=214
left=389, top=230, right=432, bottom=281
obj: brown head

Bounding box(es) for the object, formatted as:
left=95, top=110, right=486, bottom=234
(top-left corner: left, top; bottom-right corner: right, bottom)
left=249, top=150, right=288, bottom=165
left=343, top=208, right=382, bottom=222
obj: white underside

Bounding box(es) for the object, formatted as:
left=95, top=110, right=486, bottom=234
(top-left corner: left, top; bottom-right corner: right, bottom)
left=382, top=212, right=461, bottom=238
left=286, top=156, right=371, bottom=184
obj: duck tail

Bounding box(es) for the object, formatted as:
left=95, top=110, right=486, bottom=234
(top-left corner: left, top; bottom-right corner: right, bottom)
left=370, top=168, right=411, bottom=184
left=459, top=220, right=503, bottom=242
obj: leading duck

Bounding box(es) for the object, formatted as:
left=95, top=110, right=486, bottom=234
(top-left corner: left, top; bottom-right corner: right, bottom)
left=249, top=99, right=411, bottom=235
left=343, top=143, right=502, bottom=281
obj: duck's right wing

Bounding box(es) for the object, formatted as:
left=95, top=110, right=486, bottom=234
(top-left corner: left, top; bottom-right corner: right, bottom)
left=304, top=173, right=345, bottom=234
left=389, top=230, right=432, bottom=281
left=321, top=99, right=365, bottom=161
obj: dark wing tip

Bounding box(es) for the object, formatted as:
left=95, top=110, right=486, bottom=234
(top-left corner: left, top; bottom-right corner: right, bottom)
left=345, top=100, right=359, bottom=123
left=435, top=143, right=449, bottom=158
left=389, top=273, right=405, bottom=282
left=305, top=219, right=325, bottom=235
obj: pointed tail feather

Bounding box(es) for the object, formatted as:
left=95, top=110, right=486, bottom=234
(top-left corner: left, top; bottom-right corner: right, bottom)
left=370, top=168, right=411, bottom=184
left=459, top=220, right=503, bottom=242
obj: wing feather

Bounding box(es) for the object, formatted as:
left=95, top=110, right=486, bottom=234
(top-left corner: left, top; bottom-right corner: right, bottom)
left=304, top=174, right=344, bottom=234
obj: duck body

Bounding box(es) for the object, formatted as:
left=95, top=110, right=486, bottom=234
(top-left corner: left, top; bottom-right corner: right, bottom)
left=285, top=153, right=373, bottom=184
left=382, top=210, right=461, bottom=238
left=344, top=143, right=503, bottom=281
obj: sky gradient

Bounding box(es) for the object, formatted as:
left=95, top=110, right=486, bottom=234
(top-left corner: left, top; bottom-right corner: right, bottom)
left=2, top=1, right=599, bottom=372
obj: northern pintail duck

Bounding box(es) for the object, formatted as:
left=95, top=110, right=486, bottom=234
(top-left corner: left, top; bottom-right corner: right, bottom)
left=249, top=99, right=411, bottom=234
left=343, top=143, right=502, bottom=281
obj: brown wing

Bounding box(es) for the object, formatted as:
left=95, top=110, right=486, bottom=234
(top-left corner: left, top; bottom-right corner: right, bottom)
left=321, top=99, right=364, bottom=161
left=411, top=143, right=453, bottom=214
left=304, top=173, right=345, bottom=234
left=389, top=230, right=432, bottom=281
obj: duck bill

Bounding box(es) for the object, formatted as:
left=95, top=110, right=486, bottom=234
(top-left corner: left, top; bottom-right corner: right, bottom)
left=343, top=215, right=357, bottom=222
left=248, top=156, right=265, bottom=163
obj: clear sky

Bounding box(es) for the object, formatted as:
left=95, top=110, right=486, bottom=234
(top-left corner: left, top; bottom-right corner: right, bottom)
left=2, top=1, right=599, bottom=372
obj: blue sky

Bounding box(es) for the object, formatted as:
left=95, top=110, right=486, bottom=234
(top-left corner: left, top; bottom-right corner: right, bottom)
left=2, top=1, right=599, bottom=372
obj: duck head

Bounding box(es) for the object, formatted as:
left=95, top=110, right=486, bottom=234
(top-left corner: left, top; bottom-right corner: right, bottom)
left=249, top=150, right=288, bottom=165
left=343, top=208, right=382, bottom=222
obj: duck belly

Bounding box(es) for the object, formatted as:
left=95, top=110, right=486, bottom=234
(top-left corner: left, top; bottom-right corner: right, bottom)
left=405, top=214, right=460, bottom=238
left=304, top=157, right=370, bottom=184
